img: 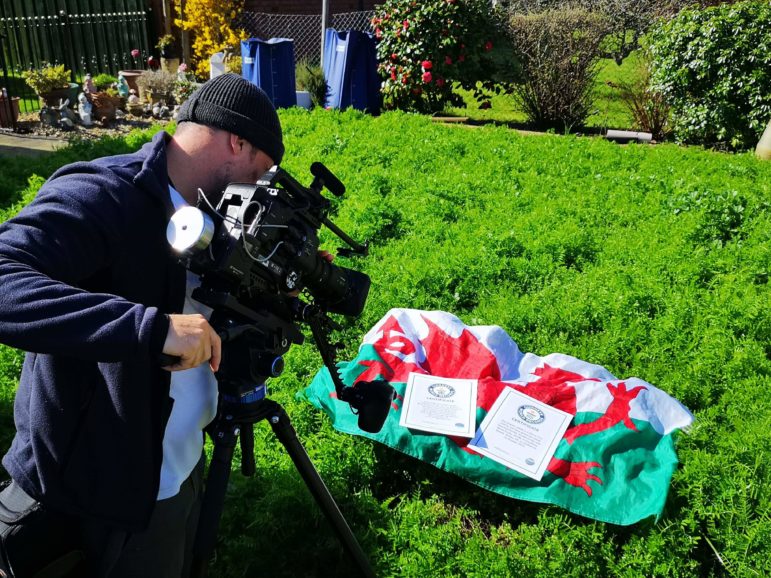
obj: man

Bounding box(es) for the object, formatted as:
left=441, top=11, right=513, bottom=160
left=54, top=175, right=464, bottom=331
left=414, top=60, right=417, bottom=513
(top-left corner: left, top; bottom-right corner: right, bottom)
left=0, top=74, right=284, bottom=576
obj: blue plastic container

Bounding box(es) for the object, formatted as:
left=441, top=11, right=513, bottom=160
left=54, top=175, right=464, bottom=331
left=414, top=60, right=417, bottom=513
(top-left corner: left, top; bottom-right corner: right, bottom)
left=241, top=37, right=297, bottom=108
left=322, top=28, right=381, bottom=114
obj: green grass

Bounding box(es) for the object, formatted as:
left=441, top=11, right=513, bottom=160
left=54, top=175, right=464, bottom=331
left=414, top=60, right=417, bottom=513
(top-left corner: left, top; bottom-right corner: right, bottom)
left=448, top=54, right=641, bottom=131
left=1, top=110, right=770, bottom=577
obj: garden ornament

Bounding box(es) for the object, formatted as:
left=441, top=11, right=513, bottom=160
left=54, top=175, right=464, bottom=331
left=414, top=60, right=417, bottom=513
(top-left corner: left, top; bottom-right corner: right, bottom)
left=77, top=92, right=93, bottom=126
left=117, top=73, right=130, bottom=98
left=57, top=99, right=77, bottom=128
left=38, top=106, right=58, bottom=127
left=83, top=74, right=96, bottom=95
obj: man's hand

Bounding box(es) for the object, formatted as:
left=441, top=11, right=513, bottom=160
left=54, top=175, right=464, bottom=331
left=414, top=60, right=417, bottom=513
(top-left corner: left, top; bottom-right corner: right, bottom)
left=162, top=314, right=221, bottom=372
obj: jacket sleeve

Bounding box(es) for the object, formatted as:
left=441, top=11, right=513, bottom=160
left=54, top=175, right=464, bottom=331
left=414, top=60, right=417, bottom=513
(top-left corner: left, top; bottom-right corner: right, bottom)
left=0, top=169, right=169, bottom=361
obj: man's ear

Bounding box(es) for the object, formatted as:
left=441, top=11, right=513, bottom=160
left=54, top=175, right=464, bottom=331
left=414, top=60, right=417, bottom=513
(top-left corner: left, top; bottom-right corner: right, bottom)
left=228, top=133, right=246, bottom=155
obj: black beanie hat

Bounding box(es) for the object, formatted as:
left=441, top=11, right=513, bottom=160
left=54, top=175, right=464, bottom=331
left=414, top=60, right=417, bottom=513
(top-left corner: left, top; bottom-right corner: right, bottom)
left=177, top=74, right=284, bottom=165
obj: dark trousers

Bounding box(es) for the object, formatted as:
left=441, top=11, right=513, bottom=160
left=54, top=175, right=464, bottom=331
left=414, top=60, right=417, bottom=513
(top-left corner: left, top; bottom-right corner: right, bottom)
left=83, top=456, right=206, bottom=578
left=0, top=456, right=205, bottom=578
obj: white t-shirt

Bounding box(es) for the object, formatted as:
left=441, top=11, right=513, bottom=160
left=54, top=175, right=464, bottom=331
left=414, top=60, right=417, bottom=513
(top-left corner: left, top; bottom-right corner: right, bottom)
left=157, top=187, right=219, bottom=500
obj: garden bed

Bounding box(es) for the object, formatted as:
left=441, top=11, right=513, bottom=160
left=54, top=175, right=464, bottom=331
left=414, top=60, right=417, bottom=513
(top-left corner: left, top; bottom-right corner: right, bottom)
left=12, top=111, right=173, bottom=142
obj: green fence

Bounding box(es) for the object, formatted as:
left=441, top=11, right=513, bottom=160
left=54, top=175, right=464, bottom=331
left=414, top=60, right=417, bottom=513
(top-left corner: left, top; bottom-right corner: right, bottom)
left=0, top=0, right=153, bottom=120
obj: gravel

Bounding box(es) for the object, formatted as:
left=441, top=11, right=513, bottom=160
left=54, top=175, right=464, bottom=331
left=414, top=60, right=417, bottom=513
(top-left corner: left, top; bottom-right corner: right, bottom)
left=14, top=111, right=173, bottom=142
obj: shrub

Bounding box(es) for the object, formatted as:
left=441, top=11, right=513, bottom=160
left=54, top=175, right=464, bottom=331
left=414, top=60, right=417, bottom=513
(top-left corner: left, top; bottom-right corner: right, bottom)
left=175, top=0, right=246, bottom=78
left=296, top=61, right=328, bottom=109
left=92, top=73, right=118, bottom=92
left=606, top=52, right=671, bottom=141
left=373, top=0, right=519, bottom=114
left=136, top=70, right=177, bottom=103
left=503, top=0, right=687, bottom=64
left=21, top=63, right=71, bottom=95
left=648, top=0, right=771, bottom=150
left=506, top=8, right=608, bottom=130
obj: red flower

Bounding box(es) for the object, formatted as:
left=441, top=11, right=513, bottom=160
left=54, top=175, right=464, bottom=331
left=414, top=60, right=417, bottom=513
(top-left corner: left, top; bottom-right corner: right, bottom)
left=391, top=70, right=397, bottom=81
left=147, top=56, right=159, bottom=69
left=435, top=77, right=446, bottom=88
left=130, top=48, right=140, bottom=58
left=401, top=75, right=409, bottom=84
left=391, top=53, right=398, bottom=61
left=445, top=55, right=453, bottom=65
left=484, top=41, right=493, bottom=52
left=421, top=60, right=432, bottom=70
left=375, top=28, right=382, bottom=39
left=422, top=71, right=432, bottom=83
left=403, top=20, right=409, bottom=30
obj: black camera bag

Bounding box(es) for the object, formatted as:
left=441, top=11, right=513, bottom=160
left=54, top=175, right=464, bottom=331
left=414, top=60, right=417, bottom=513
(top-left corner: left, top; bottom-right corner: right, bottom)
left=0, top=481, right=84, bottom=578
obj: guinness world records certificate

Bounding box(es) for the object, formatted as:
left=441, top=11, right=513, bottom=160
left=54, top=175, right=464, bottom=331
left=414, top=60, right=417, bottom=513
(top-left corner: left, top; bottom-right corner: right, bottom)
left=468, top=387, right=573, bottom=481
left=399, top=373, right=478, bottom=438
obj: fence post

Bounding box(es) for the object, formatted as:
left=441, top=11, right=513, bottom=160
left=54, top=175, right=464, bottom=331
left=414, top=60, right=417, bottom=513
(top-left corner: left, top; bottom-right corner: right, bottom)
left=320, top=0, right=330, bottom=68
left=59, top=9, right=79, bottom=83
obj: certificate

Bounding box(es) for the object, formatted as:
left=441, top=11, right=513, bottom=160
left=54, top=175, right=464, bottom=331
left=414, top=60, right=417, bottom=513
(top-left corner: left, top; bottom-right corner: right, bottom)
left=468, top=387, right=573, bottom=481
left=399, top=373, right=478, bottom=438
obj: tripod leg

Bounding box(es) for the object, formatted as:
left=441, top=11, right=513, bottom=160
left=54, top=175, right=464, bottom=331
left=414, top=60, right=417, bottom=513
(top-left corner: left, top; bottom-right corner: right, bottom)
left=268, top=407, right=377, bottom=578
left=190, top=425, right=239, bottom=578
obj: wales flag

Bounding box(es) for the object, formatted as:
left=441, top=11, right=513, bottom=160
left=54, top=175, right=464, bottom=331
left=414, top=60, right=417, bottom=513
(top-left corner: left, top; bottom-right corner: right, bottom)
left=304, top=309, right=694, bottom=525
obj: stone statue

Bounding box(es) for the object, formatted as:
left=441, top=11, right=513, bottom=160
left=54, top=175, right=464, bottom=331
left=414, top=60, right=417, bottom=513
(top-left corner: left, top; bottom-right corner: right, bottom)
left=77, top=92, right=93, bottom=126
left=83, top=74, right=96, bottom=95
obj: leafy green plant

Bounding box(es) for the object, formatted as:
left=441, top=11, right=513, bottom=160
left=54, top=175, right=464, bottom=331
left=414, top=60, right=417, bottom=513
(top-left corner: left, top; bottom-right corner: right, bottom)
left=648, top=0, right=771, bottom=150
left=93, top=73, right=118, bottom=92
left=605, top=51, right=670, bottom=140
left=296, top=60, right=328, bottom=109
left=21, top=63, right=71, bottom=95
left=373, top=0, right=519, bottom=113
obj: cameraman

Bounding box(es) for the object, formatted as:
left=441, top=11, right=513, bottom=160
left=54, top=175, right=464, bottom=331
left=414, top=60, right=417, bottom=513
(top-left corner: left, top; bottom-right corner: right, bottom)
left=0, top=75, right=284, bottom=577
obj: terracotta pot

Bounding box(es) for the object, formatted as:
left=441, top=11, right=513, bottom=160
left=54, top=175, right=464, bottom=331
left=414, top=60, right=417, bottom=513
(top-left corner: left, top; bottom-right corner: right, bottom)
left=0, top=96, right=20, bottom=128
left=118, top=69, right=143, bottom=94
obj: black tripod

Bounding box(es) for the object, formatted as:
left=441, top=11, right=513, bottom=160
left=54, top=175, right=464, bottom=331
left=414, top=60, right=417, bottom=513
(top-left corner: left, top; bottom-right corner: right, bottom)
left=186, top=306, right=388, bottom=578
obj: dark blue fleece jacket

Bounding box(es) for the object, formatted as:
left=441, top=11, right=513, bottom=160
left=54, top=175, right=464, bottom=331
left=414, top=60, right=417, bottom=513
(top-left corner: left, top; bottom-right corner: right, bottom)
left=0, top=131, right=186, bottom=530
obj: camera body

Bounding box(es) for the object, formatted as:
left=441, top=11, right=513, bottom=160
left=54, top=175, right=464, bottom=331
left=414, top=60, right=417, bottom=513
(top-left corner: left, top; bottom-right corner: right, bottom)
left=167, top=163, right=394, bottom=433
left=175, top=164, right=370, bottom=318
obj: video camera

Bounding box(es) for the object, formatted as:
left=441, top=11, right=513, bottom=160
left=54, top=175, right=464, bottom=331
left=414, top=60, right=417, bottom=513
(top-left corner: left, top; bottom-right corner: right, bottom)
left=166, top=162, right=394, bottom=433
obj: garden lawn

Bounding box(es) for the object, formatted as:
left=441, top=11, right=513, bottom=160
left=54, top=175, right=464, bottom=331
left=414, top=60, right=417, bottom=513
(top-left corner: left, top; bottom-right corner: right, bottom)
left=449, top=54, right=640, bottom=131
left=0, top=109, right=769, bottom=577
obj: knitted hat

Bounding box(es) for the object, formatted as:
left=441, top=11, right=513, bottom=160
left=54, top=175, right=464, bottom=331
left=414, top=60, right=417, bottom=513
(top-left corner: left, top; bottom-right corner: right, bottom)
left=177, top=74, right=284, bottom=164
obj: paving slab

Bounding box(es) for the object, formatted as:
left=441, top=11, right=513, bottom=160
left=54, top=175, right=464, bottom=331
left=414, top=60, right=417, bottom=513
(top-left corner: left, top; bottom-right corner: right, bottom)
left=0, top=132, right=67, bottom=158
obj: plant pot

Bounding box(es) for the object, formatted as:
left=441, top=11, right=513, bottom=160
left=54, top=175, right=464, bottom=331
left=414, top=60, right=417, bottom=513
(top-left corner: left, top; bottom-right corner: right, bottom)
left=0, top=96, right=20, bottom=128
left=296, top=91, right=312, bottom=110
left=118, top=70, right=143, bottom=94
left=161, top=57, right=180, bottom=74
left=39, top=83, right=79, bottom=108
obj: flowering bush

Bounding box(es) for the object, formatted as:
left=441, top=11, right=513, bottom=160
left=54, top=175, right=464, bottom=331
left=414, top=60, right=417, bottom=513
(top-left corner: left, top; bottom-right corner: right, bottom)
left=373, top=0, right=518, bottom=113
left=176, top=0, right=246, bottom=78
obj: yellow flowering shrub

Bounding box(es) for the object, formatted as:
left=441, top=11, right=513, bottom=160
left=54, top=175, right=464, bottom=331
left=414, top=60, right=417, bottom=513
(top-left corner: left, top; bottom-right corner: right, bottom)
left=176, top=1, right=246, bottom=78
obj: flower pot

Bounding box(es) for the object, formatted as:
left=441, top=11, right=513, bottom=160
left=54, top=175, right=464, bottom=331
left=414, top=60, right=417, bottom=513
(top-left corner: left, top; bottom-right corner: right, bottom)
left=118, top=70, right=143, bottom=94
left=39, top=83, right=79, bottom=108
left=161, top=57, right=180, bottom=74
left=0, top=96, right=20, bottom=128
